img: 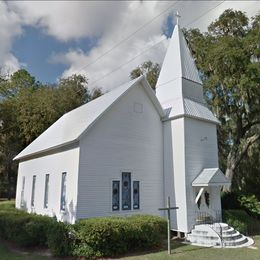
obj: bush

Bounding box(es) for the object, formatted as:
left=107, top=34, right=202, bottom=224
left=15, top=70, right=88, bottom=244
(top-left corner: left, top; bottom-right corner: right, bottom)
left=73, top=215, right=166, bottom=258
left=0, top=202, right=166, bottom=257
left=223, top=210, right=250, bottom=234
left=47, top=221, right=74, bottom=256
left=0, top=209, right=55, bottom=247
left=238, top=194, right=260, bottom=219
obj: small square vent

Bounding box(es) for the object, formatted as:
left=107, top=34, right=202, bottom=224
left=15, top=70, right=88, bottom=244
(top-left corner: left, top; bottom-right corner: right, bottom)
left=134, top=102, right=143, bottom=113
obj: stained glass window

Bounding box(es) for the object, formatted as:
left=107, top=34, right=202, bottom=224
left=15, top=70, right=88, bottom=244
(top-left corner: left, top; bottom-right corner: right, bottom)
left=122, top=172, right=131, bottom=210
left=112, top=181, right=120, bottom=211
left=133, top=181, right=140, bottom=209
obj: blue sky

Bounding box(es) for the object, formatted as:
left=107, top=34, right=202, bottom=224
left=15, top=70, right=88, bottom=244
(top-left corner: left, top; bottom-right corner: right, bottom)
left=1, top=1, right=259, bottom=90
left=12, top=26, right=100, bottom=84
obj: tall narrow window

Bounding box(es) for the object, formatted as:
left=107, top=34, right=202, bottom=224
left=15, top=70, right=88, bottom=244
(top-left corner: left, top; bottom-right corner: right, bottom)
left=60, top=172, right=67, bottom=211
left=133, top=181, right=140, bottom=209
left=31, top=175, right=36, bottom=207
left=122, top=172, right=131, bottom=210
left=112, top=181, right=120, bottom=211
left=20, top=176, right=25, bottom=207
left=44, top=174, right=49, bottom=208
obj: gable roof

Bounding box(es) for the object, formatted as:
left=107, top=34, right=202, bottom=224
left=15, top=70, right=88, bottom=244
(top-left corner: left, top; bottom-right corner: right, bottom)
left=14, top=76, right=164, bottom=160
left=192, top=168, right=231, bottom=187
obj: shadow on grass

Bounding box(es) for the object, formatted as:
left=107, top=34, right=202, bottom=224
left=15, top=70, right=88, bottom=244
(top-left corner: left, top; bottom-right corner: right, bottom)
left=122, top=237, right=210, bottom=258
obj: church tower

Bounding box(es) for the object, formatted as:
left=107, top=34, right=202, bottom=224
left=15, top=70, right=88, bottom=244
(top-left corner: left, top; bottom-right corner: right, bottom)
left=156, top=18, right=229, bottom=233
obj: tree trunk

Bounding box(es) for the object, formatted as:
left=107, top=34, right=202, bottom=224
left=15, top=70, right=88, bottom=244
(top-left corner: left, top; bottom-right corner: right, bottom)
left=223, top=167, right=234, bottom=192
left=223, top=134, right=260, bottom=193
left=7, top=162, right=12, bottom=200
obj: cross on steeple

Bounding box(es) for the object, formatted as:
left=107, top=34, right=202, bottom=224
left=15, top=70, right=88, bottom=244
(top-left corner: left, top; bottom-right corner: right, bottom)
left=175, top=11, right=181, bottom=26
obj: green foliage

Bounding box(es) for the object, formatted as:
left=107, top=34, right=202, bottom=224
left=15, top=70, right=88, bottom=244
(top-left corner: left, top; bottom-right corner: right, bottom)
left=73, top=215, right=167, bottom=258
left=0, top=203, right=166, bottom=257
left=185, top=10, right=260, bottom=190
left=130, top=61, right=161, bottom=90
left=222, top=192, right=260, bottom=220
left=0, top=208, right=54, bottom=247
left=0, top=70, right=103, bottom=199
left=223, top=210, right=250, bottom=234
left=239, top=194, right=260, bottom=219
left=47, top=221, right=74, bottom=256
left=221, top=192, right=241, bottom=209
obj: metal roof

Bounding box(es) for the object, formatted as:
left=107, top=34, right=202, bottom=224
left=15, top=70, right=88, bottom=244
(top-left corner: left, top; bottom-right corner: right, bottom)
left=156, top=24, right=202, bottom=91
left=183, top=98, right=219, bottom=124
left=163, top=98, right=219, bottom=124
left=192, top=168, right=231, bottom=187
left=14, top=76, right=164, bottom=160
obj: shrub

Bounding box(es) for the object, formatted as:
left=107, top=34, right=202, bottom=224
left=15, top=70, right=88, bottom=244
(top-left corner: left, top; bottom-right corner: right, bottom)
left=0, top=202, right=166, bottom=257
left=0, top=210, right=55, bottom=247
left=238, top=195, right=260, bottom=219
left=47, top=221, right=74, bottom=256
left=222, top=210, right=250, bottom=234
left=73, top=215, right=167, bottom=258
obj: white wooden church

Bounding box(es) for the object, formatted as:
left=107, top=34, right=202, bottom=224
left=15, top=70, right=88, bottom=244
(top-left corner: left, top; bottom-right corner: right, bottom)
left=15, top=23, right=231, bottom=236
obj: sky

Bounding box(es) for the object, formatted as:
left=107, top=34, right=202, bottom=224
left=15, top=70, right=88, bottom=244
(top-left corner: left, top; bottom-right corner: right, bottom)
left=1, top=1, right=259, bottom=91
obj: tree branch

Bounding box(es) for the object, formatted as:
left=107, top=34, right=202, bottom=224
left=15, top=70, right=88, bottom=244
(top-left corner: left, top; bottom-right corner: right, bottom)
left=234, top=133, right=260, bottom=169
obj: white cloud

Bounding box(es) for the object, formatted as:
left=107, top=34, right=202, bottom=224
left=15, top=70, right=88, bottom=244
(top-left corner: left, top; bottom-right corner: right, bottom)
left=1, top=1, right=260, bottom=89
left=0, top=2, right=22, bottom=74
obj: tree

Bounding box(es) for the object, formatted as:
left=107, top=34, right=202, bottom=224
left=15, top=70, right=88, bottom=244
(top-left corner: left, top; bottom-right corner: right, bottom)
left=0, top=70, right=103, bottom=198
left=185, top=10, right=260, bottom=191
left=130, top=61, right=161, bottom=90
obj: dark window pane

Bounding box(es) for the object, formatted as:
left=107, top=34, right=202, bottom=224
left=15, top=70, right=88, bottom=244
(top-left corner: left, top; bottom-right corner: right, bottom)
left=122, top=172, right=131, bottom=210
left=31, top=175, right=36, bottom=207
left=44, top=174, right=49, bottom=208
left=112, top=181, right=120, bottom=211
left=21, top=176, right=25, bottom=207
left=60, top=172, right=67, bottom=211
left=133, top=181, right=140, bottom=209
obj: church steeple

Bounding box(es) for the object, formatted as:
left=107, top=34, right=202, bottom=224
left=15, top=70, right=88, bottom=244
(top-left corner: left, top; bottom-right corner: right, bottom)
left=156, top=16, right=218, bottom=123
left=156, top=16, right=204, bottom=110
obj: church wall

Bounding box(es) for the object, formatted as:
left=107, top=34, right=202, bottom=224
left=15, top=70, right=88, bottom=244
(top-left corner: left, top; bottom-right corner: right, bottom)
left=15, top=146, right=80, bottom=223
left=184, top=117, right=220, bottom=231
left=77, top=83, right=164, bottom=220
left=163, top=118, right=188, bottom=232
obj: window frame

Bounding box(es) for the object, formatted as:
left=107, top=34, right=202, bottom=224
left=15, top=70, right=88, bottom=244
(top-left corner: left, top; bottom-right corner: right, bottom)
left=121, top=172, right=131, bottom=211
left=112, top=180, right=120, bottom=211
left=44, top=174, right=50, bottom=209
left=60, top=172, right=67, bottom=211
left=133, top=180, right=140, bottom=210
left=31, top=175, right=36, bottom=207
left=20, top=176, right=25, bottom=207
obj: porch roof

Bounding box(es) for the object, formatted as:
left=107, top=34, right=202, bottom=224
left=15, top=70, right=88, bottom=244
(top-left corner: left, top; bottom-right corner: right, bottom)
left=192, top=168, right=231, bottom=187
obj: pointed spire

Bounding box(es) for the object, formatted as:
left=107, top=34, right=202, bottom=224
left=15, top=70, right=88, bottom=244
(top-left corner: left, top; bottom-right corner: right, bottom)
left=156, top=20, right=203, bottom=108
left=175, top=11, right=181, bottom=26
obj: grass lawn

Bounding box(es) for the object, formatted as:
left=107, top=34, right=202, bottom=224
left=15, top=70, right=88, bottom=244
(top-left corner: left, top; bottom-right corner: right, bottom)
left=124, top=236, right=260, bottom=260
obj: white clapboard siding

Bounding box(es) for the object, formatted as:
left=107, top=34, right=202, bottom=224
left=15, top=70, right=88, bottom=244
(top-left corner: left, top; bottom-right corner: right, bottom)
left=163, top=118, right=188, bottom=232
left=15, top=145, right=80, bottom=223
left=77, top=83, right=164, bottom=219
left=184, top=117, right=220, bottom=231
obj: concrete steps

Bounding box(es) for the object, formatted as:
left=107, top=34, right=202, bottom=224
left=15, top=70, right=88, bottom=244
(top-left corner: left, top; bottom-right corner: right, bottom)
left=186, top=223, right=254, bottom=248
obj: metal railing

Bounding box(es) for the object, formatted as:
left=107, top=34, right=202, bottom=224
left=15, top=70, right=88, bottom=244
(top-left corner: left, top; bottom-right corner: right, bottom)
left=194, top=210, right=223, bottom=246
